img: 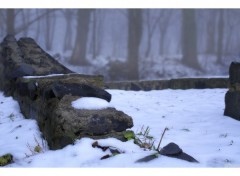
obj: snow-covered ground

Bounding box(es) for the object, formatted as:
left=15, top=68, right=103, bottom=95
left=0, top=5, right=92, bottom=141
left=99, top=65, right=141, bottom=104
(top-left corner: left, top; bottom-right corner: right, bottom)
left=0, top=88, right=240, bottom=168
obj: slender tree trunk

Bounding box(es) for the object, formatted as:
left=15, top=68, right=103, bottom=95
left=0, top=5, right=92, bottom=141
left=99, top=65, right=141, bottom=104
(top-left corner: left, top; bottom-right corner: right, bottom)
left=64, top=10, right=73, bottom=51
left=91, top=10, right=97, bottom=59
left=216, top=10, right=224, bottom=65
left=144, top=10, right=151, bottom=58
left=127, top=9, right=143, bottom=80
left=7, top=9, right=15, bottom=35
left=206, top=13, right=216, bottom=55
left=181, top=9, right=201, bottom=70
left=45, top=9, right=56, bottom=51
left=35, top=10, right=41, bottom=41
left=70, top=9, right=92, bottom=65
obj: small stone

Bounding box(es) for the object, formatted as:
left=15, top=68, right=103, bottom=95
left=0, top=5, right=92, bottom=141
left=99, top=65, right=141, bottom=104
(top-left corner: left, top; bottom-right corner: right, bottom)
left=0, top=153, right=13, bottom=166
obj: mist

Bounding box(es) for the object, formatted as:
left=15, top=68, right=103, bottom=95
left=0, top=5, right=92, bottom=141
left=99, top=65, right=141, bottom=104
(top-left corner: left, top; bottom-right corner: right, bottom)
left=1, top=9, right=239, bottom=81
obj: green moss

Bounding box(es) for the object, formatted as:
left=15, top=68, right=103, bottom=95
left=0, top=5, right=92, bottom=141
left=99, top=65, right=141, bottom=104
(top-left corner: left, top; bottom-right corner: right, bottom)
left=123, top=130, right=135, bottom=140
left=0, top=154, right=13, bottom=166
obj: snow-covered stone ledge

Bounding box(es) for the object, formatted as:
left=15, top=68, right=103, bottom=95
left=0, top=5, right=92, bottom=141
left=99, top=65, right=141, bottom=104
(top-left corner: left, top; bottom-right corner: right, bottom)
left=0, top=35, right=133, bottom=149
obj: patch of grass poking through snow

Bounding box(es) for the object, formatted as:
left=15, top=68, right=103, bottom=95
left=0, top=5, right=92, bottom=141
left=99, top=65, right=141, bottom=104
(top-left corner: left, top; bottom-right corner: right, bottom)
left=25, top=135, right=47, bottom=157
left=124, top=126, right=155, bottom=150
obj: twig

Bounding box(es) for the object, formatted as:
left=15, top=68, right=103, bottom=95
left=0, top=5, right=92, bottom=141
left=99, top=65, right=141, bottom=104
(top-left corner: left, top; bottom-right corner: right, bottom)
left=157, top=127, right=168, bottom=152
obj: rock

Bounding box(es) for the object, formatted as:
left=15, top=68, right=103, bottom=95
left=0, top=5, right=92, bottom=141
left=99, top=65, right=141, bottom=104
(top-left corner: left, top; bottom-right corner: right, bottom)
left=0, top=153, right=13, bottom=166
left=159, top=142, right=183, bottom=155
left=135, top=142, right=199, bottom=163
left=17, top=37, right=73, bottom=75
left=50, top=82, right=111, bottom=102
left=224, top=91, right=240, bottom=121
left=229, top=62, right=240, bottom=85
left=159, top=142, right=199, bottom=163
left=43, top=95, right=133, bottom=149
left=9, top=63, right=35, bottom=78
left=224, top=62, right=240, bottom=121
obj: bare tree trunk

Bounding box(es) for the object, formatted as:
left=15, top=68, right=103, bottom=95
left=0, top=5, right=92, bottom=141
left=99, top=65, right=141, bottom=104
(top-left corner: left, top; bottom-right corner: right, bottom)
left=6, top=9, right=15, bottom=35
left=144, top=10, right=152, bottom=58
left=144, top=10, right=161, bottom=58
left=158, top=10, right=173, bottom=55
left=63, top=10, right=73, bottom=51
left=206, top=11, right=217, bottom=55
left=35, top=10, right=41, bottom=41
left=45, top=9, right=56, bottom=51
left=181, top=9, right=201, bottom=70
left=127, top=9, right=143, bottom=80
left=216, top=9, right=224, bottom=65
left=91, top=10, right=97, bottom=59
left=70, top=9, right=92, bottom=65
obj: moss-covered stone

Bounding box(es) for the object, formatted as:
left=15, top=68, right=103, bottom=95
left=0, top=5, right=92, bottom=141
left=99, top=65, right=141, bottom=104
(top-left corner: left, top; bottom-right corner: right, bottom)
left=0, top=153, right=13, bottom=166
left=0, top=35, right=134, bottom=150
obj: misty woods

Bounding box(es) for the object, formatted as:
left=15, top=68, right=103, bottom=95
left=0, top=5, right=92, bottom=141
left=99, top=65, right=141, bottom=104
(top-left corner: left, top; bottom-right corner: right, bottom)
left=0, top=9, right=239, bottom=81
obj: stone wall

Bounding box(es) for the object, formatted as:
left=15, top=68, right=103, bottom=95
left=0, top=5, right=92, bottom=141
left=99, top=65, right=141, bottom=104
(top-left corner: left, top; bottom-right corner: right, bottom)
left=0, top=35, right=133, bottom=149
left=105, top=78, right=228, bottom=91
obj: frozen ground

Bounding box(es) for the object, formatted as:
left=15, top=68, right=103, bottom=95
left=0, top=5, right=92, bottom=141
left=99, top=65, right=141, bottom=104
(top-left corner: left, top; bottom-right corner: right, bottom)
left=0, top=88, right=240, bottom=168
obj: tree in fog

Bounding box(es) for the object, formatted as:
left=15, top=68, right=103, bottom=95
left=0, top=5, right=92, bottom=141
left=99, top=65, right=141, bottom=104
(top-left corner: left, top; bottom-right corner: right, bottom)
left=89, top=9, right=105, bottom=59
left=216, top=9, right=224, bottom=65
left=144, top=10, right=160, bottom=58
left=63, top=10, right=74, bottom=51
left=70, top=9, right=92, bottom=65
left=158, top=10, right=173, bottom=55
left=205, top=10, right=217, bottom=55
left=127, top=9, right=143, bottom=80
left=45, top=9, right=56, bottom=51
left=181, top=9, right=201, bottom=70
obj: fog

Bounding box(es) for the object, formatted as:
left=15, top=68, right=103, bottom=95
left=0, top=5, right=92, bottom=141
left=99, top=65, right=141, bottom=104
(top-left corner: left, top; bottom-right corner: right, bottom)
left=1, top=9, right=240, bottom=81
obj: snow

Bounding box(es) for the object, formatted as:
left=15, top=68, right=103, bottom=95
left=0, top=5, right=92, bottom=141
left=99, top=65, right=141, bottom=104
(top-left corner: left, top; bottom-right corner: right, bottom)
left=0, top=88, right=240, bottom=168
left=72, top=97, right=113, bottom=110
left=23, top=73, right=65, bottom=78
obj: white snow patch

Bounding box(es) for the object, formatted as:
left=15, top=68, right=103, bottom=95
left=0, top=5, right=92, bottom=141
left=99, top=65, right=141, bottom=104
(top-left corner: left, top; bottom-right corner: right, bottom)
left=71, top=97, right=113, bottom=110
left=23, top=74, right=65, bottom=78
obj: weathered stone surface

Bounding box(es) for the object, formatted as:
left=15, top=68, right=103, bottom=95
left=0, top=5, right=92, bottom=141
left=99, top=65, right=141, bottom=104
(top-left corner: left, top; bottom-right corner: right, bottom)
left=50, top=82, right=111, bottom=102
left=15, top=91, right=132, bottom=149
left=17, top=37, right=73, bottom=75
left=224, top=61, right=240, bottom=121
left=224, top=91, right=240, bottom=121
left=0, top=35, right=134, bottom=150
left=229, top=62, right=240, bottom=85
left=159, top=142, right=199, bottom=163
left=105, top=78, right=228, bottom=91
left=159, top=142, right=182, bottom=155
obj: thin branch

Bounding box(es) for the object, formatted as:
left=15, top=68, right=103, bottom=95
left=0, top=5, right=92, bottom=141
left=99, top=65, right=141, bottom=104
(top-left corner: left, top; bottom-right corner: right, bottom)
left=157, top=127, right=168, bottom=152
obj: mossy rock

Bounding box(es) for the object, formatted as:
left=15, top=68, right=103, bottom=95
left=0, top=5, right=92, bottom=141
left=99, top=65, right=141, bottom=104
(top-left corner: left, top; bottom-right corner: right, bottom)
left=0, top=153, right=13, bottom=166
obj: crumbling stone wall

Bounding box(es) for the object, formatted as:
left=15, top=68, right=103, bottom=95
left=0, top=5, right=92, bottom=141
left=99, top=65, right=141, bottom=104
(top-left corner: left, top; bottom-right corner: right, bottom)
left=224, top=62, right=240, bottom=121
left=105, top=78, right=228, bottom=91
left=0, top=35, right=133, bottom=149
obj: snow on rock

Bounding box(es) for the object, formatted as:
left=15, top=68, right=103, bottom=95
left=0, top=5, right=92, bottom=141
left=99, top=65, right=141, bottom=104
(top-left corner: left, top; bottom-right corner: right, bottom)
left=71, top=97, right=114, bottom=110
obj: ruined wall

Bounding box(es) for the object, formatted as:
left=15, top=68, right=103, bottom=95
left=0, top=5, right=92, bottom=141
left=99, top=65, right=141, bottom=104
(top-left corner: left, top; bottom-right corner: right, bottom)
left=0, top=35, right=133, bottom=149
left=105, top=78, right=228, bottom=91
